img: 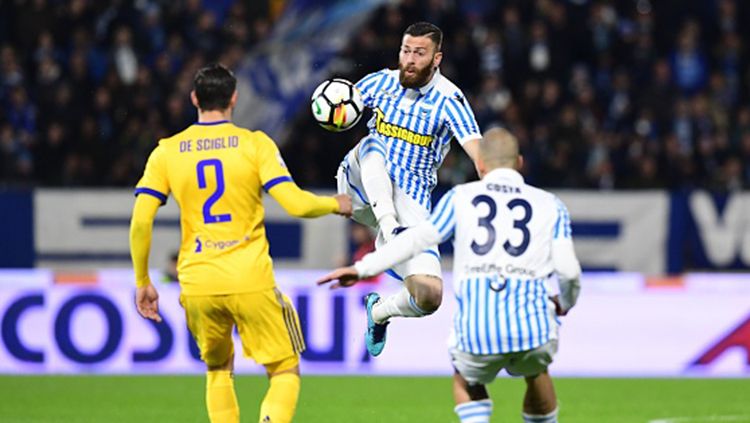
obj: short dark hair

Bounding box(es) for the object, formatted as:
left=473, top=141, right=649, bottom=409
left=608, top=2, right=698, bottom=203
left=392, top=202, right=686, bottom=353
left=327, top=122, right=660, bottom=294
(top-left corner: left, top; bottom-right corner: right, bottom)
left=193, top=64, right=237, bottom=111
left=404, top=22, right=443, bottom=51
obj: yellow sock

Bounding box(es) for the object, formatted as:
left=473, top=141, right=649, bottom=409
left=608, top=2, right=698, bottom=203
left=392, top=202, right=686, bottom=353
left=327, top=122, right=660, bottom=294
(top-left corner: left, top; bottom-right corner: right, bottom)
left=206, top=370, right=240, bottom=423
left=258, top=373, right=300, bottom=423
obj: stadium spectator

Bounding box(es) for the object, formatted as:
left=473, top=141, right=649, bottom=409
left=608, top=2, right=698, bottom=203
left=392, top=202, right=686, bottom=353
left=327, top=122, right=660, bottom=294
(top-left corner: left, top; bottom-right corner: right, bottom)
left=0, top=0, right=749, bottom=192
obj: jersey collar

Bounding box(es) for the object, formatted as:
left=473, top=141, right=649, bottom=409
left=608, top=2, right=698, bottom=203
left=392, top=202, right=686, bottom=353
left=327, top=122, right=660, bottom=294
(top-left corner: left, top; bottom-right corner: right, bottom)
left=484, top=168, right=524, bottom=184
left=194, top=120, right=230, bottom=126
left=414, top=69, right=441, bottom=95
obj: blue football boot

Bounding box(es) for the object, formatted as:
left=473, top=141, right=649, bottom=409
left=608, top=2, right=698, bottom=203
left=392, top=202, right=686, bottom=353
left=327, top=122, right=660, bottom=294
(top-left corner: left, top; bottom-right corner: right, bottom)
left=364, top=293, right=389, bottom=356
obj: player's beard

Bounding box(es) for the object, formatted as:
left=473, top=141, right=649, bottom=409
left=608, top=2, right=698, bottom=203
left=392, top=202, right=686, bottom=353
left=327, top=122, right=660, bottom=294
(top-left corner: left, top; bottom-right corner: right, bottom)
left=399, top=61, right=434, bottom=89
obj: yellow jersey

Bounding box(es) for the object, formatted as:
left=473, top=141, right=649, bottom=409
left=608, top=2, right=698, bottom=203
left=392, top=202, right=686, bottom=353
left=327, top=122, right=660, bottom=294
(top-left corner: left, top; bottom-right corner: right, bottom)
left=135, top=120, right=303, bottom=296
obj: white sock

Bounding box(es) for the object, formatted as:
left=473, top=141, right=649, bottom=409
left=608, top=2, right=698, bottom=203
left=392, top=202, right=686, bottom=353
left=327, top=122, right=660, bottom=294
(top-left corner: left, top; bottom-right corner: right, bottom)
left=523, top=407, right=559, bottom=423
left=371, top=287, right=430, bottom=323
left=359, top=138, right=398, bottom=236
left=454, top=399, right=493, bottom=423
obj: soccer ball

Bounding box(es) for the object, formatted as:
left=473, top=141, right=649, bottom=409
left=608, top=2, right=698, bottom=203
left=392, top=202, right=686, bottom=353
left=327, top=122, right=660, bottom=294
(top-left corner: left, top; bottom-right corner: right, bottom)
left=311, top=78, right=364, bottom=132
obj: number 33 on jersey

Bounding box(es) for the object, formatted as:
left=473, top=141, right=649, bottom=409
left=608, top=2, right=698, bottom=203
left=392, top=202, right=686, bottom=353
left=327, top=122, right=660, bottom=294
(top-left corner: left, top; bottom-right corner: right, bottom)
left=135, top=121, right=292, bottom=296
left=431, top=167, right=573, bottom=282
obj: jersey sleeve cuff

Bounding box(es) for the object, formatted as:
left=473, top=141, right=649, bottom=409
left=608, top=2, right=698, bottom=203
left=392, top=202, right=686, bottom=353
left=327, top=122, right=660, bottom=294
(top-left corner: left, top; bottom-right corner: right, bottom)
left=354, top=261, right=371, bottom=278
left=263, top=175, right=294, bottom=192
left=456, top=134, right=482, bottom=146
left=134, top=187, right=168, bottom=205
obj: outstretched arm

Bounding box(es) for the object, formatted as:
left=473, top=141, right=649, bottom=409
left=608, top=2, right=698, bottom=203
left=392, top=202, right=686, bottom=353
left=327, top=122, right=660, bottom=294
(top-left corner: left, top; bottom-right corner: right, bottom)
left=317, top=189, right=456, bottom=288
left=317, top=221, right=442, bottom=288
left=268, top=181, right=351, bottom=218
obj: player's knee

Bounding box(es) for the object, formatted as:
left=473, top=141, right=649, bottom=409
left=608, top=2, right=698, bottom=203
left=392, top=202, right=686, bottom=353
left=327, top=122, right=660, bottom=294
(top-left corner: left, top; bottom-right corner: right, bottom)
left=265, top=355, right=300, bottom=377
left=207, top=355, right=234, bottom=372
left=410, top=278, right=442, bottom=313
left=415, top=289, right=441, bottom=313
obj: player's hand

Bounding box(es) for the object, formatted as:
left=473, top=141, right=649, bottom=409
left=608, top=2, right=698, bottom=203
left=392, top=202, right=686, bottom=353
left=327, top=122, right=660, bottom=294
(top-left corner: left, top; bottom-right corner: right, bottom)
left=135, top=284, right=162, bottom=322
left=334, top=194, right=352, bottom=217
left=550, top=295, right=567, bottom=316
left=316, top=266, right=361, bottom=289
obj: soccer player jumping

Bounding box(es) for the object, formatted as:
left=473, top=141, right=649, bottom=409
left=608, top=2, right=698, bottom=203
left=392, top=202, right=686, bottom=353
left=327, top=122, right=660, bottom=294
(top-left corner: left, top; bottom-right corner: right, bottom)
left=130, top=64, right=351, bottom=423
left=321, top=128, right=582, bottom=423
left=338, top=21, right=482, bottom=356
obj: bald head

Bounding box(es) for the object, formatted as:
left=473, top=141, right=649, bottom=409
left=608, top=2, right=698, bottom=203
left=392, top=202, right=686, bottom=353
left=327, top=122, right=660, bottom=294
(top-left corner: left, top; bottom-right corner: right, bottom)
left=478, top=127, right=521, bottom=175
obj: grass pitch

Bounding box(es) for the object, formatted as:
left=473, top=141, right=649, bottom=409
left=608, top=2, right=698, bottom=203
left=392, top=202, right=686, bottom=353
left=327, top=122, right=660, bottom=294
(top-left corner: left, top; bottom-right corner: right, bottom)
left=1, top=375, right=749, bottom=422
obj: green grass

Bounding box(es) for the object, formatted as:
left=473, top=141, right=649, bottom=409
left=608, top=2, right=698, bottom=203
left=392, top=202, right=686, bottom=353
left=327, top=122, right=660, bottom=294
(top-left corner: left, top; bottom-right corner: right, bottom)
left=1, top=376, right=749, bottom=422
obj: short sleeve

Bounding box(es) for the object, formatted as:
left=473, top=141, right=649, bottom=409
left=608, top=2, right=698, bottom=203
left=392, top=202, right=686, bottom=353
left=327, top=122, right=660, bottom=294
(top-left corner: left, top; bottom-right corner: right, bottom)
left=135, top=143, right=170, bottom=205
left=255, top=131, right=294, bottom=192
left=355, top=71, right=385, bottom=108
left=428, top=188, right=457, bottom=243
left=553, top=196, right=572, bottom=240
left=444, top=92, right=482, bottom=145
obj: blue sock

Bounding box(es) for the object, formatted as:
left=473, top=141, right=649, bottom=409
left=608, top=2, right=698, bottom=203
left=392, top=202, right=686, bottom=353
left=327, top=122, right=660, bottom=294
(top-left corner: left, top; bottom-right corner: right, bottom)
left=523, top=407, right=559, bottom=423
left=454, top=399, right=492, bottom=423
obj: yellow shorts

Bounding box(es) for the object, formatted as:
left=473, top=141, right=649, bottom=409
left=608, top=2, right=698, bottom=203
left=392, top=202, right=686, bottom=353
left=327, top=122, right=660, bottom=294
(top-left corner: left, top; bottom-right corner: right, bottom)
left=180, top=288, right=305, bottom=368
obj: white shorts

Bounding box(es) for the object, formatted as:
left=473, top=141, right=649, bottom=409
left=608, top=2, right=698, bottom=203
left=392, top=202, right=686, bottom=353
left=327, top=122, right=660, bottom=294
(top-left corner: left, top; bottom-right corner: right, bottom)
left=336, top=141, right=441, bottom=280
left=450, top=340, right=558, bottom=385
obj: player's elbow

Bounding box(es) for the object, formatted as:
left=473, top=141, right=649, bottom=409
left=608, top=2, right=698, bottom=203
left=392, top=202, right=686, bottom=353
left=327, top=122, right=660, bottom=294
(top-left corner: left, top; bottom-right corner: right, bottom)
left=556, top=259, right=582, bottom=282
left=129, top=219, right=153, bottom=241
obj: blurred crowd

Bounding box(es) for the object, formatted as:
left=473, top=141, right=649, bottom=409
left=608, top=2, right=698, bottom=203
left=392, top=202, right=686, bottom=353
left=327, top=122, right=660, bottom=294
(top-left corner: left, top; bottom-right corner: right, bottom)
left=287, top=0, right=750, bottom=191
left=1, top=0, right=750, bottom=191
left=0, top=0, right=276, bottom=186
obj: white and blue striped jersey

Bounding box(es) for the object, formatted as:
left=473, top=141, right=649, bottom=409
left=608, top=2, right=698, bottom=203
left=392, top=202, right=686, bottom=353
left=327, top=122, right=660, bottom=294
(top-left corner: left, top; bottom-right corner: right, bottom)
left=354, top=69, right=481, bottom=208
left=355, top=168, right=582, bottom=355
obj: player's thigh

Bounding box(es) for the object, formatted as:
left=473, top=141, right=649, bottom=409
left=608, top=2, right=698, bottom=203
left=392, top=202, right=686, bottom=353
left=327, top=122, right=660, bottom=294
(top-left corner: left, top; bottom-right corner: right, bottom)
left=180, top=295, right=235, bottom=367
left=450, top=348, right=509, bottom=385
left=337, top=148, right=377, bottom=227
left=505, top=340, right=558, bottom=377
left=391, top=184, right=431, bottom=226
left=384, top=188, right=443, bottom=280
left=230, top=288, right=305, bottom=365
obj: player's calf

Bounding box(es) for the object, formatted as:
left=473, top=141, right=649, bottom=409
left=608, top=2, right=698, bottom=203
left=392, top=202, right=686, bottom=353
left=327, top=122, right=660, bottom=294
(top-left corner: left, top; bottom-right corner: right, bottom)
left=259, top=356, right=301, bottom=423
left=523, top=371, right=558, bottom=423
left=205, top=355, right=239, bottom=423
left=453, top=371, right=492, bottom=423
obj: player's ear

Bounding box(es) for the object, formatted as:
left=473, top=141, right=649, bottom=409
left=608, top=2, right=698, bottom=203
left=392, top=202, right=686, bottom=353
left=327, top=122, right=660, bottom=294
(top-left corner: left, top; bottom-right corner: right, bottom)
left=516, top=155, right=524, bottom=172
left=477, top=156, right=487, bottom=178
left=433, top=51, right=443, bottom=70
left=190, top=90, right=199, bottom=108
left=229, top=90, right=238, bottom=108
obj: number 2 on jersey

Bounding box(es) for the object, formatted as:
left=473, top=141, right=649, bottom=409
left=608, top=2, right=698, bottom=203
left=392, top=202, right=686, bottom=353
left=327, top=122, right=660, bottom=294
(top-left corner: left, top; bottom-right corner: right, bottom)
left=471, top=195, right=532, bottom=257
left=196, top=159, right=232, bottom=224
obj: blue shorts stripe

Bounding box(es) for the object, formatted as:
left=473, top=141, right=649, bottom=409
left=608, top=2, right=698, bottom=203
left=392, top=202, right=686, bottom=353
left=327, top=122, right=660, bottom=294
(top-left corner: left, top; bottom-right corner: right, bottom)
left=424, top=249, right=440, bottom=260
left=343, top=164, right=369, bottom=205
left=384, top=268, right=403, bottom=281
